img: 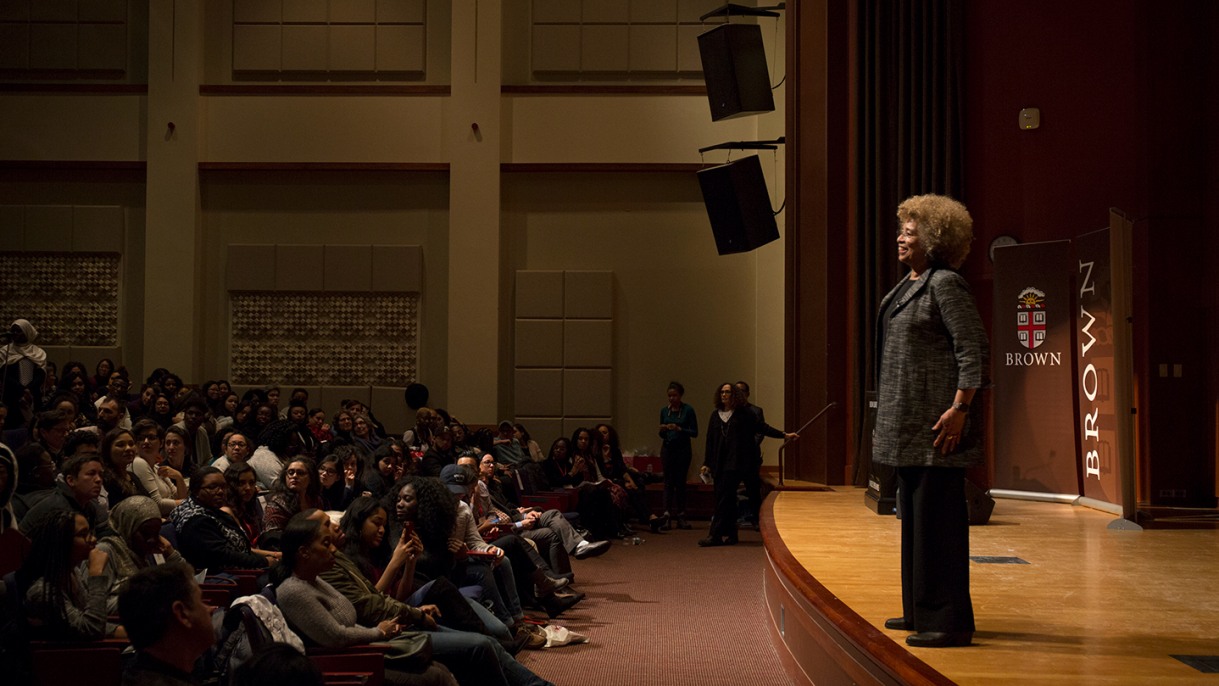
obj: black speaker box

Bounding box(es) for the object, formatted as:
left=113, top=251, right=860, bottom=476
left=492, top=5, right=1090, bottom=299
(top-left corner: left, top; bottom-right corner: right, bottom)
left=698, top=23, right=775, bottom=121
left=697, top=155, right=779, bottom=255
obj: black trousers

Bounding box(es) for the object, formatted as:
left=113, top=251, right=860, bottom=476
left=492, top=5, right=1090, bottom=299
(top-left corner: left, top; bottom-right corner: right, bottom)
left=708, top=468, right=741, bottom=539
left=740, top=458, right=762, bottom=522
left=896, top=466, right=975, bottom=633
left=661, top=442, right=692, bottom=515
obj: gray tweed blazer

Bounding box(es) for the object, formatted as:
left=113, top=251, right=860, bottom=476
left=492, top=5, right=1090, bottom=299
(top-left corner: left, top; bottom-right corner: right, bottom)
left=872, top=267, right=989, bottom=468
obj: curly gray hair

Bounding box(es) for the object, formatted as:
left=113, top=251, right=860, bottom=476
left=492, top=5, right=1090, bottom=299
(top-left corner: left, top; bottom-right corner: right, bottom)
left=896, top=194, right=974, bottom=269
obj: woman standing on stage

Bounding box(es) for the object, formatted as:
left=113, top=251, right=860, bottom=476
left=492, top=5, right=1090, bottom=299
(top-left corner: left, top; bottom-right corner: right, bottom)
left=658, top=381, right=698, bottom=530
left=873, top=194, right=988, bottom=648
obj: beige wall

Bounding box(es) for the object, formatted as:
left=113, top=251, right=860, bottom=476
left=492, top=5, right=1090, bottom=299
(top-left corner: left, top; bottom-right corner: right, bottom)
left=502, top=171, right=780, bottom=463
left=0, top=0, right=789, bottom=464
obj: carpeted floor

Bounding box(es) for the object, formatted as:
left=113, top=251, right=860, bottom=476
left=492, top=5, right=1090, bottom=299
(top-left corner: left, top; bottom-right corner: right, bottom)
left=511, top=525, right=793, bottom=686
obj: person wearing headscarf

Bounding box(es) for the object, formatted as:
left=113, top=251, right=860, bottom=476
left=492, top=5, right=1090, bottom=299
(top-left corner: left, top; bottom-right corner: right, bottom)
left=2, top=319, right=48, bottom=430
left=94, top=495, right=185, bottom=611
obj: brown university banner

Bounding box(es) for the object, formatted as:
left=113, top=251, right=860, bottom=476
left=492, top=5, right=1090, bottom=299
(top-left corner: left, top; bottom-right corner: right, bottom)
left=992, top=241, right=1079, bottom=495
left=1073, top=228, right=1123, bottom=507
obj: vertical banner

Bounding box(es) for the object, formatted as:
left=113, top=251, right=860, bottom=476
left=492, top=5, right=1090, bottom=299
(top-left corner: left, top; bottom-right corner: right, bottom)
left=1074, top=228, right=1123, bottom=507
left=992, top=241, right=1079, bottom=495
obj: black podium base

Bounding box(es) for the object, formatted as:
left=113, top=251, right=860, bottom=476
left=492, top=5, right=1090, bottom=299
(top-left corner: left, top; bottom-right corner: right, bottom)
left=864, top=487, right=896, bottom=515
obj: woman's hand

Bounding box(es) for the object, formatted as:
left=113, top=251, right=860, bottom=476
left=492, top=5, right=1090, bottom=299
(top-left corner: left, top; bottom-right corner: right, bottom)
left=344, top=463, right=358, bottom=487
left=447, top=537, right=465, bottom=555
left=417, top=604, right=441, bottom=629
left=377, top=619, right=401, bottom=638
left=932, top=407, right=967, bottom=455
left=700, top=465, right=710, bottom=476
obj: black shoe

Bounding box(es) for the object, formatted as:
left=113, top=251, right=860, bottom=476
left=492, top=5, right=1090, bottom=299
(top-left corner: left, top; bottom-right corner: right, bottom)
left=884, top=617, right=914, bottom=631
left=548, top=571, right=576, bottom=583
left=649, top=514, right=668, bottom=533
left=676, top=515, right=692, bottom=530
left=906, top=631, right=972, bottom=648
left=724, top=534, right=738, bottom=545
left=698, top=536, right=725, bottom=547
left=573, top=540, right=610, bottom=560
left=540, top=593, right=581, bottom=618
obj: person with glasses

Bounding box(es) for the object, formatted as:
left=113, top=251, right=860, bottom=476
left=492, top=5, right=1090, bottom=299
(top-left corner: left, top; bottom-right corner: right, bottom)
left=210, top=430, right=252, bottom=473
left=168, top=466, right=276, bottom=570
left=699, top=383, right=796, bottom=548
left=261, top=457, right=321, bottom=547
left=30, top=408, right=73, bottom=463
left=130, top=418, right=186, bottom=515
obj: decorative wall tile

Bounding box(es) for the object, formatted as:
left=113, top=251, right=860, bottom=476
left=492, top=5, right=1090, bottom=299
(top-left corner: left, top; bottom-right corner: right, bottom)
left=229, top=292, right=419, bottom=387
left=0, top=253, right=120, bottom=346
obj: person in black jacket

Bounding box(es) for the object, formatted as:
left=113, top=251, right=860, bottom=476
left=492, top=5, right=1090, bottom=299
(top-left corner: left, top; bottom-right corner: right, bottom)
left=699, top=383, right=795, bottom=547
left=168, top=467, right=276, bottom=571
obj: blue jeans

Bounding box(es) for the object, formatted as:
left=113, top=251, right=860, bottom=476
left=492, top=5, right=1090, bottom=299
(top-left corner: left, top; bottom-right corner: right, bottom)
left=430, top=626, right=553, bottom=686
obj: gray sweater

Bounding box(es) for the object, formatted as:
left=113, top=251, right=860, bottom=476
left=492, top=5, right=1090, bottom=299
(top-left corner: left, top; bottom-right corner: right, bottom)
left=276, top=575, right=383, bottom=648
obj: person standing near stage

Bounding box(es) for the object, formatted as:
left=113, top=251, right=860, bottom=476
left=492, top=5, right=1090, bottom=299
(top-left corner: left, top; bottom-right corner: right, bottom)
left=699, top=383, right=795, bottom=547
left=658, top=381, right=698, bottom=530
left=733, top=380, right=786, bottom=530
left=873, top=194, right=988, bottom=649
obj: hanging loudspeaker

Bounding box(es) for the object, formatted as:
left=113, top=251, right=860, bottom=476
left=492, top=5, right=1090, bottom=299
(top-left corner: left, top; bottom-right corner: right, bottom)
left=698, top=155, right=779, bottom=255
left=697, top=23, right=775, bottom=121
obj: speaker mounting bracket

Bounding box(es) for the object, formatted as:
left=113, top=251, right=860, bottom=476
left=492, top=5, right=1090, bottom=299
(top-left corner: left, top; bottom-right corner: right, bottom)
left=700, top=3, right=785, bottom=21
left=699, top=137, right=785, bottom=154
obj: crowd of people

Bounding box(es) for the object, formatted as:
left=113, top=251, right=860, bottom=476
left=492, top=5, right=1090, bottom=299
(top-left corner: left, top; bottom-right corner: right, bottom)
left=6, top=360, right=787, bottom=684
left=0, top=330, right=808, bottom=683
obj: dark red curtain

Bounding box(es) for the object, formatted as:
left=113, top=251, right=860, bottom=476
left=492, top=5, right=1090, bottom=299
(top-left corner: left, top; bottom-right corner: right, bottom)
left=854, top=0, right=966, bottom=481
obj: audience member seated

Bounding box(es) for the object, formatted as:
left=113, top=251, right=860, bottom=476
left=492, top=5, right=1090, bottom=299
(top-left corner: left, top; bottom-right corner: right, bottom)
left=319, top=446, right=365, bottom=512
left=209, top=429, right=252, bottom=474
left=169, top=467, right=275, bottom=571
left=350, top=412, right=384, bottom=456
left=146, top=393, right=174, bottom=429
left=96, top=495, right=186, bottom=612
left=469, top=454, right=608, bottom=572
left=0, top=444, right=27, bottom=575
left=12, top=442, right=58, bottom=522
left=363, top=441, right=404, bottom=501
left=392, top=475, right=538, bottom=649
left=511, top=424, right=544, bottom=464
left=250, top=419, right=302, bottom=490
left=29, top=409, right=73, bottom=463
left=95, top=396, right=124, bottom=435
left=223, top=463, right=266, bottom=546
left=595, top=423, right=668, bottom=533
left=316, top=507, right=553, bottom=685
left=565, top=428, right=625, bottom=541
left=262, top=457, right=322, bottom=543
left=173, top=395, right=213, bottom=475
left=306, top=407, right=333, bottom=447
left=271, top=513, right=459, bottom=686
left=118, top=562, right=216, bottom=686
left=419, top=427, right=458, bottom=478
left=20, top=451, right=114, bottom=538
left=401, top=408, right=441, bottom=458
left=99, top=428, right=140, bottom=511
left=94, top=368, right=133, bottom=431
left=18, top=510, right=125, bottom=641
left=130, top=419, right=186, bottom=515
left=490, top=421, right=529, bottom=469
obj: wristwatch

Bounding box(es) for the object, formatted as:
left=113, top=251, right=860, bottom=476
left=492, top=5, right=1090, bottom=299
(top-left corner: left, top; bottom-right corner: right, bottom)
left=951, top=401, right=970, bottom=413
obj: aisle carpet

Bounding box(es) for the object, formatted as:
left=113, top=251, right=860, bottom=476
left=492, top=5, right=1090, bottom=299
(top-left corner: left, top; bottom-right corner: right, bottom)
left=512, top=526, right=793, bottom=686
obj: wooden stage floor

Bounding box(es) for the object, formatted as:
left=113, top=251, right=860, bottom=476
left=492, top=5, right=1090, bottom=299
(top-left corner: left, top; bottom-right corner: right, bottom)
left=766, top=487, right=1219, bottom=685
